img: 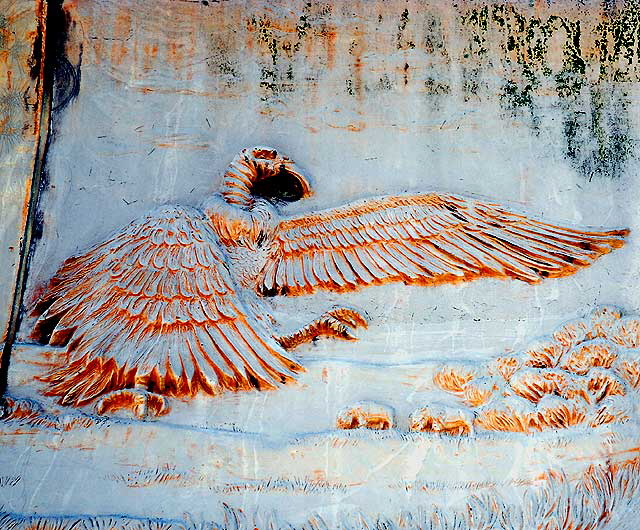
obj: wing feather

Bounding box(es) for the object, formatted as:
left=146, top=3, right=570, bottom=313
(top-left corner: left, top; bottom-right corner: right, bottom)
left=32, top=205, right=302, bottom=406
left=260, top=193, right=628, bottom=295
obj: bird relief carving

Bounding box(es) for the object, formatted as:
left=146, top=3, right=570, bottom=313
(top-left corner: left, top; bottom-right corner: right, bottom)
left=28, top=146, right=629, bottom=419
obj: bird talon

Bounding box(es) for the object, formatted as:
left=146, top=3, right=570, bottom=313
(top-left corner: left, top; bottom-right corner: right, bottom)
left=328, top=307, right=369, bottom=330
left=275, top=307, right=367, bottom=349
left=327, top=318, right=351, bottom=339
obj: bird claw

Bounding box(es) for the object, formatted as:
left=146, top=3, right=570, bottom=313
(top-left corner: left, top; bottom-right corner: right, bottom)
left=324, top=317, right=356, bottom=341
left=320, top=307, right=368, bottom=342
left=95, top=389, right=170, bottom=420
left=276, top=306, right=369, bottom=350
left=326, top=307, right=369, bottom=330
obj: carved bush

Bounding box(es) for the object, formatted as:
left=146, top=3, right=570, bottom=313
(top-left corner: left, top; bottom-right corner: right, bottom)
left=610, top=318, right=640, bottom=349
left=613, top=351, right=640, bottom=389
left=587, top=305, right=624, bottom=340
left=487, top=355, right=522, bottom=381
left=531, top=395, right=587, bottom=430
left=522, top=339, right=564, bottom=369
left=560, top=339, right=618, bottom=375
left=508, top=368, right=565, bottom=404
left=432, top=363, right=477, bottom=396
left=552, top=318, right=590, bottom=352
left=474, top=396, right=535, bottom=433
left=462, top=377, right=501, bottom=407
left=586, top=368, right=627, bottom=404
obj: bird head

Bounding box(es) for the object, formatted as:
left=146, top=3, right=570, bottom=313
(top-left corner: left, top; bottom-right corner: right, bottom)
left=221, top=146, right=312, bottom=208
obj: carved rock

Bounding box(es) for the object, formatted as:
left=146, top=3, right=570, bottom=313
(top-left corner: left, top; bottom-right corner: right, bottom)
left=409, top=404, right=474, bottom=436
left=336, top=401, right=395, bottom=431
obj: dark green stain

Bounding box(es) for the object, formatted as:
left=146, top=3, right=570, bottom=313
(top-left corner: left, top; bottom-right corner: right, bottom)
left=562, top=85, right=634, bottom=181
left=460, top=4, right=635, bottom=179
left=424, top=78, right=450, bottom=95
left=397, top=9, right=415, bottom=50
left=0, top=15, right=7, bottom=50
left=595, top=1, right=640, bottom=81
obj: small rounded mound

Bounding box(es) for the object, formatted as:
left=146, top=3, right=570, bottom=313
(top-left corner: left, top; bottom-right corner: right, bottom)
left=336, top=401, right=395, bottom=431
left=409, top=404, right=474, bottom=436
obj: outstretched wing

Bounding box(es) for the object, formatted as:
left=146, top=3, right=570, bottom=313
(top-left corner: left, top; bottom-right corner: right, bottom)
left=31, top=205, right=301, bottom=407
left=260, top=194, right=628, bottom=296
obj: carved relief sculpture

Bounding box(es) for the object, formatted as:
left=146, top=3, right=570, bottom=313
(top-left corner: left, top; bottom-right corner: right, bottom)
left=29, top=146, right=629, bottom=418
left=4, top=0, right=640, bottom=526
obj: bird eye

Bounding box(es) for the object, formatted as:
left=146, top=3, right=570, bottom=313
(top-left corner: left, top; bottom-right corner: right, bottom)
left=253, top=148, right=278, bottom=160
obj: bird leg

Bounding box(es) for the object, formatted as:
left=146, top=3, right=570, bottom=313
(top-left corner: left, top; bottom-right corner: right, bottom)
left=276, top=307, right=368, bottom=350
left=95, top=386, right=170, bottom=420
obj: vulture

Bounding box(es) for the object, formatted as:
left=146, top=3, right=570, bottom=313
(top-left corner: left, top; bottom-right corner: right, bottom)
left=30, top=146, right=629, bottom=418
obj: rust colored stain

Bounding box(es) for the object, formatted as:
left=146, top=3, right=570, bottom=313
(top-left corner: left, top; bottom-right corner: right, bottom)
left=349, top=33, right=365, bottom=102
left=113, top=9, right=132, bottom=41
left=92, top=37, right=103, bottom=65
left=111, top=41, right=128, bottom=66
left=109, top=9, right=131, bottom=66
left=327, top=121, right=367, bottom=132
left=324, top=28, right=337, bottom=69
left=166, top=42, right=185, bottom=70
left=571, top=447, right=640, bottom=463
left=185, top=31, right=197, bottom=81
left=142, top=43, right=159, bottom=71
left=0, top=0, right=48, bottom=345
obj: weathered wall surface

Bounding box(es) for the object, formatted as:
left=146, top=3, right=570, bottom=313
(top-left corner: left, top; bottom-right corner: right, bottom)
left=0, top=0, right=44, bottom=344
left=22, top=0, right=640, bottom=352
left=2, top=1, right=640, bottom=526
